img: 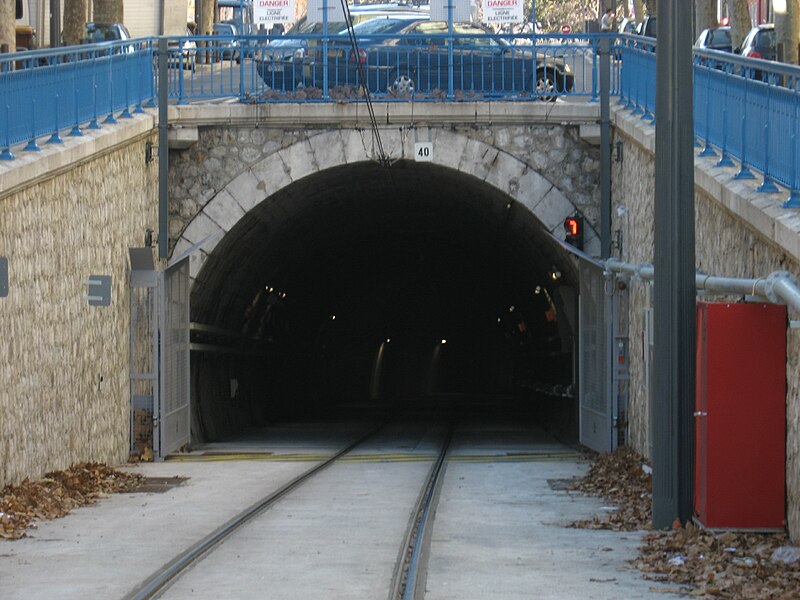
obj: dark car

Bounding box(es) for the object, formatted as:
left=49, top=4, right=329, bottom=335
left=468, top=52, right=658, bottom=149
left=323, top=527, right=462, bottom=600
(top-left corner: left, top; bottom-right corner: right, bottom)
left=694, top=26, right=732, bottom=52
left=258, top=14, right=574, bottom=99
left=738, top=23, right=776, bottom=60
left=636, top=16, right=656, bottom=38
left=257, top=10, right=428, bottom=89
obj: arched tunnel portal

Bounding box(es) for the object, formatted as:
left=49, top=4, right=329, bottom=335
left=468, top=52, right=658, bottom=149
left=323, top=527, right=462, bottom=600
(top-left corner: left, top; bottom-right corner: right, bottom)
left=187, top=159, right=583, bottom=446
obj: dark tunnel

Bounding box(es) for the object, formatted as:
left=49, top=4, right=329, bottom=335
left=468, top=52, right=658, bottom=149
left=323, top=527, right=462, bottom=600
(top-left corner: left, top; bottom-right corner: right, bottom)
left=187, top=160, right=581, bottom=445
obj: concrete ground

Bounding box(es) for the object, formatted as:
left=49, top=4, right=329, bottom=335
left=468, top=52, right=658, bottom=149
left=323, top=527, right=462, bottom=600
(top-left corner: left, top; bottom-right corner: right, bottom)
left=0, top=421, right=686, bottom=599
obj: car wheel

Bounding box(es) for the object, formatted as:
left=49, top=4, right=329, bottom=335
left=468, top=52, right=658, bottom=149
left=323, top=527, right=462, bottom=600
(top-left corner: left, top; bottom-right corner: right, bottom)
left=389, top=74, right=415, bottom=96
left=535, top=68, right=557, bottom=102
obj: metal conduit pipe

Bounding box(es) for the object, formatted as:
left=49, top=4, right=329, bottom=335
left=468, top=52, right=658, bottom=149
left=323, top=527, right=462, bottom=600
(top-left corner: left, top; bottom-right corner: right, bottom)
left=603, top=258, right=800, bottom=314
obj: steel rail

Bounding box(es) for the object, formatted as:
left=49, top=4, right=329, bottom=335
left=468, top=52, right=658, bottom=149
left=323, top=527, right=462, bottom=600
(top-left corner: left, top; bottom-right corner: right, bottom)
left=388, top=423, right=454, bottom=600
left=122, top=422, right=387, bottom=600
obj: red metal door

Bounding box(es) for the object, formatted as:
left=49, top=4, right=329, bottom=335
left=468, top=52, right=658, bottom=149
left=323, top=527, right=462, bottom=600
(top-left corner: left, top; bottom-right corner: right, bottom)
left=694, top=302, right=786, bottom=530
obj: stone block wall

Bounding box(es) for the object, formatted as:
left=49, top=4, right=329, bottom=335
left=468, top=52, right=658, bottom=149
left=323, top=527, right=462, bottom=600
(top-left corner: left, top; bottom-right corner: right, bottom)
left=612, top=108, right=800, bottom=540
left=0, top=118, right=158, bottom=488
left=166, top=122, right=601, bottom=248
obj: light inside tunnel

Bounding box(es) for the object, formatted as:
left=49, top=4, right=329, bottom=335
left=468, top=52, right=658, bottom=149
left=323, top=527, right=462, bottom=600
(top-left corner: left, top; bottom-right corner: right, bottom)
left=188, top=160, right=580, bottom=444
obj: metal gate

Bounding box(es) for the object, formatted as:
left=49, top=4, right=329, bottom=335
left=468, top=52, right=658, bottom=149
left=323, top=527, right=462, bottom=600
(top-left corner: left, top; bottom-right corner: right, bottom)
left=578, top=259, right=614, bottom=453
left=129, top=249, right=159, bottom=456
left=157, top=257, right=191, bottom=456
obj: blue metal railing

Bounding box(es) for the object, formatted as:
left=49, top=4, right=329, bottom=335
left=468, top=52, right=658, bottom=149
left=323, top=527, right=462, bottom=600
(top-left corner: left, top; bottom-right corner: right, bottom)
left=1, top=30, right=799, bottom=206
left=0, top=39, right=155, bottom=160
left=616, top=34, right=800, bottom=205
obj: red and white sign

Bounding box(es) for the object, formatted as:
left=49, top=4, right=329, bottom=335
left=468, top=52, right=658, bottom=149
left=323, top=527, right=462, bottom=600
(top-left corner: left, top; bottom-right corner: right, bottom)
left=254, top=0, right=295, bottom=25
left=481, top=0, right=523, bottom=24
left=561, top=24, right=572, bottom=34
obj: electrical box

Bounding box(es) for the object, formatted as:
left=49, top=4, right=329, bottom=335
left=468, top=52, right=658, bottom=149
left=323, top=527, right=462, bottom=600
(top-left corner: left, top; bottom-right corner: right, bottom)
left=694, top=302, right=786, bottom=530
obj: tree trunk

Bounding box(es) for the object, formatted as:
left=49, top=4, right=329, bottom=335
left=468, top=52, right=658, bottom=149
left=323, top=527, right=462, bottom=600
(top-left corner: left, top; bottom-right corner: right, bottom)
left=775, top=0, right=800, bottom=64
left=197, top=0, right=214, bottom=35
left=632, top=0, right=645, bottom=21
left=695, top=0, right=717, bottom=38
left=0, top=0, right=14, bottom=52
left=63, top=0, right=88, bottom=45
left=729, top=0, right=751, bottom=51
left=93, top=0, right=123, bottom=24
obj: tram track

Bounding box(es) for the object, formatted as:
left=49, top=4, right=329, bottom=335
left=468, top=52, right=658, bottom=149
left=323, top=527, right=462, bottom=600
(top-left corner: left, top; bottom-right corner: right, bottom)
left=123, top=422, right=387, bottom=600
left=124, top=419, right=456, bottom=600
left=388, top=424, right=453, bottom=600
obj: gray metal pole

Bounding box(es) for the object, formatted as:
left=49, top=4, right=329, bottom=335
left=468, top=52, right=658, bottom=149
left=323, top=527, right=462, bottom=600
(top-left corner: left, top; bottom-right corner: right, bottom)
left=599, top=37, right=611, bottom=259
left=158, top=38, right=169, bottom=260
left=652, top=0, right=696, bottom=529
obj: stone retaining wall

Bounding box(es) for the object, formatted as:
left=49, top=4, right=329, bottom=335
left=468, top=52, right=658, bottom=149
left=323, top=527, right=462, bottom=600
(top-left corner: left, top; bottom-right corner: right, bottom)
left=0, top=116, right=158, bottom=488
left=612, top=108, right=800, bottom=540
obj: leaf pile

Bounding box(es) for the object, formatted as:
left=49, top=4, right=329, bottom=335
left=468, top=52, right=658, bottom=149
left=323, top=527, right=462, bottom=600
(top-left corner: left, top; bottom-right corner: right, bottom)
left=636, top=523, right=800, bottom=599
left=1, top=462, right=142, bottom=540
left=567, top=448, right=800, bottom=598
left=569, top=446, right=653, bottom=531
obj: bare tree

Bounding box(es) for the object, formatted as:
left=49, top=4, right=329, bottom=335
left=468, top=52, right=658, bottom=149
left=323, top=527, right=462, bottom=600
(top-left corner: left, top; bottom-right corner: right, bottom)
left=63, top=0, right=89, bottom=45
left=729, top=0, right=751, bottom=51
left=695, top=0, right=718, bottom=38
left=775, top=0, right=800, bottom=64
left=93, top=0, right=123, bottom=24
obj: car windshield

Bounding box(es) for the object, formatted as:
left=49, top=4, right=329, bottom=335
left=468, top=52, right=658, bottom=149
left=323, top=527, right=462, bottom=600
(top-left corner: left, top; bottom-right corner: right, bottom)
left=346, top=15, right=423, bottom=35
left=757, top=28, right=776, bottom=47
left=707, top=28, right=731, bottom=47
left=411, top=21, right=500, bottom=47
left=86, top=24, right=127, bottom=42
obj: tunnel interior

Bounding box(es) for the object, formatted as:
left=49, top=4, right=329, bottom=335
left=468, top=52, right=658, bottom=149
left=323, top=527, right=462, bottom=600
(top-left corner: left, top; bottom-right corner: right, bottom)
left=189, top=160, right=581, bottom=445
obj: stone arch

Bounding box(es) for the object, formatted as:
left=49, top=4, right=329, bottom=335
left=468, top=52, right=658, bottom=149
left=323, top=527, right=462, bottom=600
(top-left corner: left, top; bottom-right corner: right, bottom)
left=171, top=128, right=598, bottom=279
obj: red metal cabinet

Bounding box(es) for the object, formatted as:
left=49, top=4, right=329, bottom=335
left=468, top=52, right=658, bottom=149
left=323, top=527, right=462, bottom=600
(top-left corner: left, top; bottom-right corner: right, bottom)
left=694, top=301, right=786, bottom=530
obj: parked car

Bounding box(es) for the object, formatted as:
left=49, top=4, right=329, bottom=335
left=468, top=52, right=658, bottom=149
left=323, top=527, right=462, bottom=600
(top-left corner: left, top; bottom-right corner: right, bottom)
left=636, top=16, right=656, bottom=38
left=257, top=7, right=428, bottom=87
left=257, top=14, right=574, bottom=99
left=694, top=25, right=732, bottom=52
left=737, top=23, right=776, bottom=82
left=79, top=22, right=134, bottom=56
left=737, top=23, right=776, bottom=60
left=213, top=22, right=240, bottom=62
left=617, top=17, right=637, bottom=34
left=168, top=28, right=197, bottom=69
left=84, top=22, right=131, bottom=43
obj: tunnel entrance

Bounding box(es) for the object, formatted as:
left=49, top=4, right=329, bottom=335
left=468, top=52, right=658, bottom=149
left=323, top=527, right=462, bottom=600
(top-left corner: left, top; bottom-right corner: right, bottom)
left=187, top=160, right=582, bottom=447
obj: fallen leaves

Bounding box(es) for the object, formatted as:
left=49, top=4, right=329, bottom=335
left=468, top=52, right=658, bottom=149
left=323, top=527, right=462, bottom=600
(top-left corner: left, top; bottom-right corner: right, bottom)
left=568, top=446, right=653, bottom=531
left=637, top=524, right=800, bottom=599
left=1, top=462, right=141, bottom=540
left=568, top=448, right=800, bottom=598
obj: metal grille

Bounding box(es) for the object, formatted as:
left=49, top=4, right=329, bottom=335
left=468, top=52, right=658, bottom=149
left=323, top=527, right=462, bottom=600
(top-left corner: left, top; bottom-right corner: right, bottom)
left=579, top=260, right=612, bottom=453
left=158, top=259, right=191, bottom=457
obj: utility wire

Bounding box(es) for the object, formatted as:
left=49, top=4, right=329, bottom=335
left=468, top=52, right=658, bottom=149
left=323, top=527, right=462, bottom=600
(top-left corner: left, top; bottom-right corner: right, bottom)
left=338, top=0, right=390, bottom=166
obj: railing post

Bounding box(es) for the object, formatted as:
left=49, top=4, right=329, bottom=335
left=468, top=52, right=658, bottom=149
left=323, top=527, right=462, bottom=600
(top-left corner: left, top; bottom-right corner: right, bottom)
left=590, top=36, right=598, bottom=103
left=756, top=80, right=779, bottom=193
left=716, top=63, right=734, bottom=167
left=24, top=99, right=41, bottom=152
left=783, top=78, right=800, bottom=208
left=734, top=73, right=755, bottom=180
left=47, top=94, right=64, bottom=144
left=1, top=105, right=14, bottom=160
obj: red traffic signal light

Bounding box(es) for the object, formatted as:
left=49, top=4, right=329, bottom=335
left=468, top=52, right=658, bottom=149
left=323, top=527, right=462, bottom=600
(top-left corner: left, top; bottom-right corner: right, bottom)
left=563, top=215, right=584, bottom=250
